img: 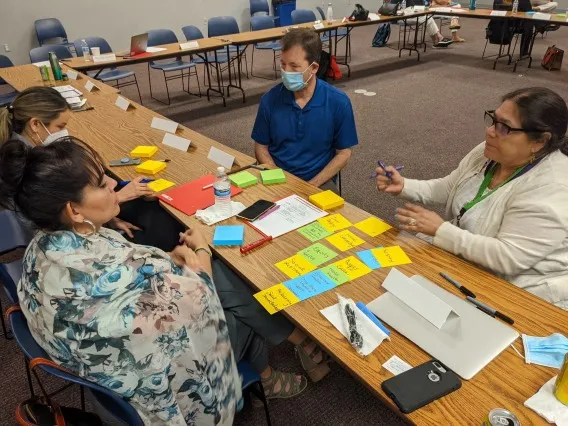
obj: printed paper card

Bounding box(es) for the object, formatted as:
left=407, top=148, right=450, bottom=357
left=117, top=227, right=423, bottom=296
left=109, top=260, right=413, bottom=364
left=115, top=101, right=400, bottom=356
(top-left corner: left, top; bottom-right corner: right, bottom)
left=354, top=217, right=392, bottom=237
left=371, top=246, right=412, bottom=268
left=284, top=270, right=338, bottom=301
left=299, top=243, right=338, bottom=266
left=254, top=284, right=300, bottom=314
left=326, top=229, right=365, bottom=252
left=332, top=256, right=373, bottom=280
left=320, top=264, right=351, bottom=285
left=275, top=254, right=317, bottom=279
left=297, top=222, right=333, bottom=242
left=317, top=214, right=352, bottom=232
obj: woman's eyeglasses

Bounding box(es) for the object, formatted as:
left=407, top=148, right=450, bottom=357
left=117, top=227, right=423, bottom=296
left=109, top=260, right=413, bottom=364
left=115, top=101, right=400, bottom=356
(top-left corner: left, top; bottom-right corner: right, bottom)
left=484, top=110, right=544, bottom=136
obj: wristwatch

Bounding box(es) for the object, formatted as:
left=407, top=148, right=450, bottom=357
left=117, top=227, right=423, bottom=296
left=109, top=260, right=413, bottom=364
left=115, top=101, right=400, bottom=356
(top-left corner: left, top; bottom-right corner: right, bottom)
left=194, top=247, right=212, bottom=257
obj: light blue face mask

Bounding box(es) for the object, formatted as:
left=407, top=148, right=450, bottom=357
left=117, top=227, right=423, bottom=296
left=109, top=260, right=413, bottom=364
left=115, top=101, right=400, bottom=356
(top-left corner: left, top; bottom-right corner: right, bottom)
left=281, top=62, right=315, bottom=92
left=522, top=333, right=568, bottom=369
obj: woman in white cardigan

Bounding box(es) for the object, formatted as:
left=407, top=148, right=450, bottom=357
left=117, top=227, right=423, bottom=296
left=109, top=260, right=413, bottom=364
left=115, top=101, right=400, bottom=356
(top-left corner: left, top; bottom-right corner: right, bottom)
left=377, top=87, right=568, bottom=310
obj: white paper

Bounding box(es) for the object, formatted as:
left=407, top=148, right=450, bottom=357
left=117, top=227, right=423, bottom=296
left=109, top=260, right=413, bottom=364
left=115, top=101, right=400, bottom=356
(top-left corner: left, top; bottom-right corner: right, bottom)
left=66, top=97, right=82, bottom=105
left=180, top=41, right=199, bottom=50
left=382, top=268, right=458, bottom=329
left=53, top=85, right=77, bottom=93
left=430, top=7, right=453, bottom=12
left=60, top=90, right=82, bottom=99
left=490, top=10, right=508, bottom=16
left=525, top=376, right=568, bottom=425
left=68, top=98, right=87, bottom=108
left=313, top=23, right=325, bottom=30
left=146, top=47, right=167, bottom=53
left=92, top=53, right=117, bottom=63
left=533, top=12, right=551, bottom=20
left=252, top=194, right=328, bottom=238
left=115, top=96, right=131, bottom=111
left=84, top=80, right=98, bottom=92
left=207, top=146, right=235, bottom=169
left=195, top=202, right=246, bottom=226
left=162, top=133, right=191, bottom=152
left=33, top=60, right=54, bottom=67
left=413, top=5, right=425, bottom=11
left=66, top=70, right=79, bottom=80
left=368, top=13, right=381, bottom=21
left=151, top=117, right=178, bottom=134
left=383, top=355, right=412, bottom=376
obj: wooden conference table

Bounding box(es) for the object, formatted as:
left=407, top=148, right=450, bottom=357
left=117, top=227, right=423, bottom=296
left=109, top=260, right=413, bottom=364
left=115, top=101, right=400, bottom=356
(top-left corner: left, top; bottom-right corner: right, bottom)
left=2, top=66, right=567, bottom=425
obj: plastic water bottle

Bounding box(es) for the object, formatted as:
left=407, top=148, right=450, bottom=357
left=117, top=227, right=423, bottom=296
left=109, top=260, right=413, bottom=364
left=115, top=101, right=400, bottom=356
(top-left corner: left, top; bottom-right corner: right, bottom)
left=213, top=167, right=232, bottom=216
left=512, top=0, right=519, bottom=13
left=327, top=3, right=334, bottom=22
left=469, top=0, right=476, bottom=10
left=81, top=39, right=91, bottom=61
left=401, top=0, right=407, bottom=11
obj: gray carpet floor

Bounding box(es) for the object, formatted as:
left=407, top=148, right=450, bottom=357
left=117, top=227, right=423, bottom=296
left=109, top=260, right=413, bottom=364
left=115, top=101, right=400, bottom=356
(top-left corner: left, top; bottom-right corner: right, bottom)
left=2, top=16, right=568, bottom=425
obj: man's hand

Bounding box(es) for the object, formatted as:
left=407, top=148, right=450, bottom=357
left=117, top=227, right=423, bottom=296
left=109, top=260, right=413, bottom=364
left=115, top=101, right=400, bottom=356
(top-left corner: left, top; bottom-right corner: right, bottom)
left=395, top=203, right=445, bottom=236
left=107, top=217, right=142, bottom=239
left=116, top=177, right=155, bottom=203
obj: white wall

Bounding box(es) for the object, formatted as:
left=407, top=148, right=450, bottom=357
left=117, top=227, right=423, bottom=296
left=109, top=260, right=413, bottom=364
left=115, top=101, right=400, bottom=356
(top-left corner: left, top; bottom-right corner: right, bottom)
left=0, top=0, right=379, bottom=66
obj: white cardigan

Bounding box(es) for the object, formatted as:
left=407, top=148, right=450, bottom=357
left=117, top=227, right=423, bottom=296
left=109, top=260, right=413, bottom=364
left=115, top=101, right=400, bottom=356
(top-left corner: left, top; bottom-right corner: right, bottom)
left=400, top=142, right=568, bottom=310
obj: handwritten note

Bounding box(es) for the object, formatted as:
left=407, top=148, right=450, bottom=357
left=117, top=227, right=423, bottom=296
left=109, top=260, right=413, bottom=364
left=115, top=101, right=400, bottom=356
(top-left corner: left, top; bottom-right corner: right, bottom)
left=318, top=214, right=352, bottom=232
left=254, top=284, right=300, bottom=314
left=275, top=254, right=317, bottom=279
left=284, top=270, right=338, bottom=300
left=320, top=264, right=351, bottom=285
left=356, top=249, right=382, bottom=269
left=297, top=222, right=333, bottom=242
left=354, top=217, right=392, bottom=237
left=371, top=246, right=412, bottom=267
left=333, top=256, right=373, bottom=280
left=326, top=230, right=366, bottom=252
left=299, top=243, right=338, bottom=266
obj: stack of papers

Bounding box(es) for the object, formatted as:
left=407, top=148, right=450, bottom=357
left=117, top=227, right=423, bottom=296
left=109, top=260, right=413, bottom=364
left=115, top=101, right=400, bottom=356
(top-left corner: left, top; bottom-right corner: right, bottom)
left=54, top=85, right=86, bottom=110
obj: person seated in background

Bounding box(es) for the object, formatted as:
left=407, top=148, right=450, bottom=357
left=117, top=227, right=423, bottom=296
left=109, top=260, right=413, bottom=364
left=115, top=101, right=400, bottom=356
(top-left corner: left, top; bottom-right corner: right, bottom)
left=376, top=87, right=568, bottom=310
left=429, top=0, right=466, bottom=42
left=0, top=86, right=185, bottom=251
left=252, top=28, right=358, bottom=194
left=0, top=137, right=333, bottom=423
left=530, top=0, right=557, bottom=12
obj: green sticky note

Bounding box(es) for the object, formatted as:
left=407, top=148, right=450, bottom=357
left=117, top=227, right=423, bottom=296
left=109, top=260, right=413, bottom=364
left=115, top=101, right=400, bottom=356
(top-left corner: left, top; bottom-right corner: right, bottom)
left=299, top=243, right=338, bottom=266
left=320, top=264, right=350, bottom=286
left=229, top=171, right=258, bottom=188
left=297, top=222, right=333, bottom=242
left=260, top=168, right=286, bottom=185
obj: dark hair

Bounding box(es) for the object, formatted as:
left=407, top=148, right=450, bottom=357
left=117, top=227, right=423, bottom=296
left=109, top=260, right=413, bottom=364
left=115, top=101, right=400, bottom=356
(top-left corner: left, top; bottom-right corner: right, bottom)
left=281, top=28, right=322, bottom=65
left=0, top=136, right=106, bottom=231
left=502, top=87, right=568, bottom=156
left=0, top=86, right=69, bottom=144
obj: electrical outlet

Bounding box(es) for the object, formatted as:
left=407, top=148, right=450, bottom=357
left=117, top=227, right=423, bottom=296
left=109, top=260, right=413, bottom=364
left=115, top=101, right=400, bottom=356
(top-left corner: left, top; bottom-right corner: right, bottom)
left=3, top=44, right=9, bottom=52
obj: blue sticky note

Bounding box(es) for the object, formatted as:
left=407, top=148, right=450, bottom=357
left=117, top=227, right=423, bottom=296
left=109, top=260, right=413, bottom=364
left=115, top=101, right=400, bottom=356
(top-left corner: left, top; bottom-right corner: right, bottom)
left=356, top=249, right=382, bottom=270
left=284, top=270, right=337, bottom=301
left=213, top=225, right=245, bottom=246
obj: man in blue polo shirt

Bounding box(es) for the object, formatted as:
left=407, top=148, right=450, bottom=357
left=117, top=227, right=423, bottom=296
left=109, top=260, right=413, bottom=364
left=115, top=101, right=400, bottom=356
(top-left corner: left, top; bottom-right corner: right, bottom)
left=251, top=28, right=358, bottom=192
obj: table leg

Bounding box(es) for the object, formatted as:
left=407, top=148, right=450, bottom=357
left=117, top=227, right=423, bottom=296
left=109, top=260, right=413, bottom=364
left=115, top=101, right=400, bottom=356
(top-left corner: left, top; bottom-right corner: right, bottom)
left=205, top=50, right=226, bottom=107
left=333, top=28, right=351, bottom=78
left=399, top=17, right=421, bottom=61
left=226, top=45, right=246, bottom=103
left=513, top=26, right=537, bottom=72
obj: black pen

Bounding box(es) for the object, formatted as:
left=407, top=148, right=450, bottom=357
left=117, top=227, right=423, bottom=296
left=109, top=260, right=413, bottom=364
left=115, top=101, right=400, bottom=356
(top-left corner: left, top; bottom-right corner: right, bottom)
left=466, top=296, right=514, bottom=325
left=74, top=106, right=94, bottom=112
left=440, top=272, right=476, bottom=298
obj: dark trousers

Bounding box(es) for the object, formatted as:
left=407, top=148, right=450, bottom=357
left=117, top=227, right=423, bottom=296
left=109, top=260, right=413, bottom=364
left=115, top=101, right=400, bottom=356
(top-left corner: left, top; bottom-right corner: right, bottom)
left=211, top=259, right=294, bottom=373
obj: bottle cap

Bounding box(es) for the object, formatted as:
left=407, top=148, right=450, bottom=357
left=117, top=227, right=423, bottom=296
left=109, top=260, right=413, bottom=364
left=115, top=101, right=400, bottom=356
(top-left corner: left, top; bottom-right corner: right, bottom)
left=217, top=166, right=225, bottom=174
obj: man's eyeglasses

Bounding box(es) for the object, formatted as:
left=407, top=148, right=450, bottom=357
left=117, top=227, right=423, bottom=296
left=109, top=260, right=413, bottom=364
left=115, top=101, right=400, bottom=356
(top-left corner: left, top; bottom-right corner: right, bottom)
left=484, top=110, right=544, bottom=136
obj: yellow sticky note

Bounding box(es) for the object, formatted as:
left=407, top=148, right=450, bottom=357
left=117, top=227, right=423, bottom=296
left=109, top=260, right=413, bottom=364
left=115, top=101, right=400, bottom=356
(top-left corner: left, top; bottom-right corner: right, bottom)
left=136, top=160, right=167, bottom=175
left=275, top=254, right=317, bottom=279
left=147, top=179, right=175, bottom=193
left=318, top=214, right=352, bottom=232
left=354, top=217, right=392, bottom=237
left=309, top=190, right=344, bottom=210
left=371, top=246, right=412, bottom=267
left=254, top=284, right=300, bottom=314
left=332, top=256, right=372, bottom=280
left=130, top=146, right=158, bottom=158
left=326, top=229, right=365, bottom=252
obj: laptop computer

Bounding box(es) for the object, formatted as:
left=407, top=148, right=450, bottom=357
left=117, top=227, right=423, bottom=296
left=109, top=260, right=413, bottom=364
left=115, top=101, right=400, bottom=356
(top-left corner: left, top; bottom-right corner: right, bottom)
left=367, top=275, right=519, bottom=380
left=116, top=33, right=149, bottom=58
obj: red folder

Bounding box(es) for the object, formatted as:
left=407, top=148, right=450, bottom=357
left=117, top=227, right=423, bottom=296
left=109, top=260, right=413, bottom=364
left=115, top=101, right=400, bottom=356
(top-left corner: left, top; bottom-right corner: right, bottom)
left=158, top=174, right=243, bottom=216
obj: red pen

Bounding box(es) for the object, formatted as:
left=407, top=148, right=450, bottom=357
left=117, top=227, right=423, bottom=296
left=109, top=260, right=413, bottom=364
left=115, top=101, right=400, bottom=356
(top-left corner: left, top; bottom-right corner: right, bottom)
left=240, top=235, right=273, bottom=254
left=257, top=204, right=280, bottom=221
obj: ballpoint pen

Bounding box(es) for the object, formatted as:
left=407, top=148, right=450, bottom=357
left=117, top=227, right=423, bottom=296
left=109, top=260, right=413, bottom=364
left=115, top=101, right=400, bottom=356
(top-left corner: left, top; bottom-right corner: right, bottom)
left=440, top=272, right=476, bottom=298
left=256, top=205, right=280, bottom=221
left=466, top=296, right=515, bottom=325
left=370, top=161, right=404, bottom=178
left=118, top=179, right=154, bottom=186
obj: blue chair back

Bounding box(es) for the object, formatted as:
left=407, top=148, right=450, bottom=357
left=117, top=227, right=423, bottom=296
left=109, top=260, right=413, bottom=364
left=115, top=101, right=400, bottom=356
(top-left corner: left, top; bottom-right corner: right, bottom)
left=34, top=18, right=69, bottom=46
left=181, top=25, right=204, bottom=41
left=0, top=210, right=29, bottom=255
left=73, top=37, right=113, bottom=57
left=29, top=45, right=72, bottom=63
left=0, top=55, right=14, bottom=86
left=208, top=16, right=240, bottom=38
left=0, top=259, right=21, bottom=304
left=251, top=15, right=276, bottom=31
left=8, top=308, right=144, bottom=425
left=147, top=29, right=178, bottom=47
left=251, top=0, right=270, bottom=16
left=316, top=6, right=326, bottom=20
left=291, top=9, right=317, bottom=24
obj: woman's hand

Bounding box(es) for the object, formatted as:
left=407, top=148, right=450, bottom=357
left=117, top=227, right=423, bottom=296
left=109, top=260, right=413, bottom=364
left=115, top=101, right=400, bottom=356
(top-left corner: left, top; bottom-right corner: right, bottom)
left=116, top=177, right=155, bottom=203
left=107, top=217, right=141, bottom=239
left=169, top=245, right=202, bottom=271
left=395, top=203, right=445, bottom=236
left=178, top=228, right=209, bottom=251
left=376, top=166, right=405, bottom=195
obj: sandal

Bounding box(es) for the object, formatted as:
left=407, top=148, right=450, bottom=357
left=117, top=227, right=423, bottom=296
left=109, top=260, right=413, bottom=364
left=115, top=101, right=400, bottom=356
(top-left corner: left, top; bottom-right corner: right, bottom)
left=295, top=337, right=331, bottom=382
left=261, top=370, right=307, bottom=400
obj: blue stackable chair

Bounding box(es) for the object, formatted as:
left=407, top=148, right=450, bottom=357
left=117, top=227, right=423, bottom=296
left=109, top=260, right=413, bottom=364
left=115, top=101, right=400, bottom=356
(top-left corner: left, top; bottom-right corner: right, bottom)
left=316, top=6, right=350, bottom=60
left=29, top=45, right=72, bottom=63
left=291, top=9, right=330, bottom=43
left=8, top=307, right=144, bottom=425
left=0, top=55, right=17, bottom=107
left=208, top=16, right=249, bottom=79
left=250, top=0, right=279, bottom=26
left=147, top=29, right=201, bottom=105
left=73, top=37, right=142, bottom=104
left=0, top=259, right=21, bottom=306
left=250, top=16, right=282, bottom=80
left=34, top=18, right=75, bottom=54
left=237, top=360, right=271, bottom=425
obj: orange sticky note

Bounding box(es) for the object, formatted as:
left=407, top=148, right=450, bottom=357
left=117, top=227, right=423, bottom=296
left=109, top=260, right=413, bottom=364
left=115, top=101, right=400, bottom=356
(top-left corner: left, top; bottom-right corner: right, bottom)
left=354, top=217, right=392, bottom=237
left=326, top=229, right=365, bottom=252
left=371, top=246, right=412, bottom=267
left=275, top=254, right=317, bottom=279
left=254, top=284, right=300, bottom=314
left=318, top=214, right=352, bottom=232
left=332, top=256, right=372, bottom=280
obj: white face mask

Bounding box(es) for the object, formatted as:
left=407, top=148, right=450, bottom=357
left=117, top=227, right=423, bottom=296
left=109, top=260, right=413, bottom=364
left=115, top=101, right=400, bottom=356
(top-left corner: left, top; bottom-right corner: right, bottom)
left=40, top=122, right=69, bottom=145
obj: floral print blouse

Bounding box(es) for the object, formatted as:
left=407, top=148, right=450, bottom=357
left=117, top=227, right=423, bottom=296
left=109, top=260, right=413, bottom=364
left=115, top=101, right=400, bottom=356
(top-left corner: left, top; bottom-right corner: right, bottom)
left=18, top=227, right=241, bottom=425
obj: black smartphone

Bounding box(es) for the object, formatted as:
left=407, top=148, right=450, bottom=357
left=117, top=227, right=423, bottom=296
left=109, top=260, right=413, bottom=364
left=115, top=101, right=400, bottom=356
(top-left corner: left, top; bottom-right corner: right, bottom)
left=382, top=360, right=461, bottom=414
left=237, top=200, right=276, bottom=221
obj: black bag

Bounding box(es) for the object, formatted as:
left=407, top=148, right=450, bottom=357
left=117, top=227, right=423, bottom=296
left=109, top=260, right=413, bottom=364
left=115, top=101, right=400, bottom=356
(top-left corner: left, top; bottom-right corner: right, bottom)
left=317, top=50, right=331, bottom=81
left=348, top=4, right=370, bottom=21
left=379, top=1, right=400, bottom=16
left=16, top=396, right=103, bottom=426
left=372, top=23, right=391, bottom=47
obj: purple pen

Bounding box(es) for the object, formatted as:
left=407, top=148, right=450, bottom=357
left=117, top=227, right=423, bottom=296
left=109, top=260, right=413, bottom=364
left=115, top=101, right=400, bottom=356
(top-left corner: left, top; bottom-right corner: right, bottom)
left=370, top=163, right=404, bottom=179
left=257, top=204, right=280, bottom=221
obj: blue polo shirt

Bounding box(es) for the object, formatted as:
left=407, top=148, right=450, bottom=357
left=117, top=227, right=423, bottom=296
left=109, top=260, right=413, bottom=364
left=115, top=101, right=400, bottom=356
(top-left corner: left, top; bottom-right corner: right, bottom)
left=251, top=80, right=358, bottom=181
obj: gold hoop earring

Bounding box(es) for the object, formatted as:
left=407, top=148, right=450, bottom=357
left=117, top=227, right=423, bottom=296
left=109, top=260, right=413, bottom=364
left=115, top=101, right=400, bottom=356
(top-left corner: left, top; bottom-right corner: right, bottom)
left=73, top=219, right=96, bottom=237
left=530, top=153, right=536, bottom=164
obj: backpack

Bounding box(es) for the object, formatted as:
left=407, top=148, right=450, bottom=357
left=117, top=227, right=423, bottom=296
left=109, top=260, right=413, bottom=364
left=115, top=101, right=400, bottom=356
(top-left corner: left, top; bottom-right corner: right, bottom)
left=372, top=23, right=391, bottom=48
left=318, top=50, right=331, bottom=81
